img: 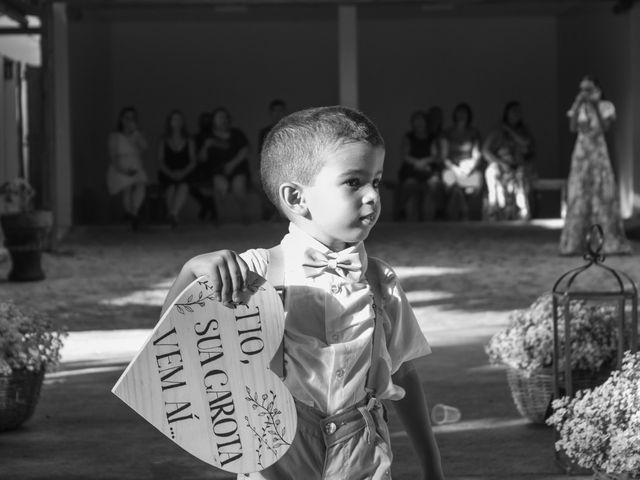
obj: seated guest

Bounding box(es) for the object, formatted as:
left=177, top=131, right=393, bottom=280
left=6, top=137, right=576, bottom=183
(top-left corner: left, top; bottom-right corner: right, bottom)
left=258, top=99, right=288, bottom=221
left=482, top=101, right=535, bottom=220
left=157, top=110, right=196, bottom=227
left=395, top=110, right=445, bottom=221
left=107, top=106, right=149, bottom=230
left=258, top=99, right=287, bottom=151
left=189, top=112, right=217, bottom=221
left=199, top=107, right=251, bottom=222
left=441, top=102, right=484, bottom=220
left=425, top=106, right=447, bottom=219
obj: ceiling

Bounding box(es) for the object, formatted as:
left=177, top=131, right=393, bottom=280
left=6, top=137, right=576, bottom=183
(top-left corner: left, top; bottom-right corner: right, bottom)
left=0, top=0, right=631, bottom=24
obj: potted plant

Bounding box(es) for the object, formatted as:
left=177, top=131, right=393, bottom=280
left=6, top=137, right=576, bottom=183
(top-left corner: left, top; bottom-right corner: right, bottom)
left=0, top=177, right=53, bottom=281
left=0, top=301, right=66, bottom=431
left=547, top=350, right=640, bottom=480
left=485, top=293, right=619, bottom=424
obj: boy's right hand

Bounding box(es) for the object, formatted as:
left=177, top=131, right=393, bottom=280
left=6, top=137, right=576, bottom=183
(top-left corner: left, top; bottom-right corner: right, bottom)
left=184, top=250, right=250, bottom=307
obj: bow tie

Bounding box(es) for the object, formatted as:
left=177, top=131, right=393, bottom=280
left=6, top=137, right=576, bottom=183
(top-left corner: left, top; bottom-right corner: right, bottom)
left=301, top=248, right=363, bottom=282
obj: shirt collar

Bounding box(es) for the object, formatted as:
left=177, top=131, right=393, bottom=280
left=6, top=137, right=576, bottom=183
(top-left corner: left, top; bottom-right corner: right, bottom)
left=281, top=223, right=368, bottom=282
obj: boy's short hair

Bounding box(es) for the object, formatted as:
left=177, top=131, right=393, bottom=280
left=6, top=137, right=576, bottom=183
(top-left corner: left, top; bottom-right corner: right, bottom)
left=260, top=105, right=385, bottom=210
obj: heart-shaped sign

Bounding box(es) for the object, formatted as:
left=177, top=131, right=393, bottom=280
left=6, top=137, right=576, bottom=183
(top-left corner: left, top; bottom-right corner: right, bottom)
left=112, top=273, right=297, bottom=473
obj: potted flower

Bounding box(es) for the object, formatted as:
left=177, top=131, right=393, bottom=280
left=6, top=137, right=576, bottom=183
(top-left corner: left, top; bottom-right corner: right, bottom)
left=0, top=301, right=66, bottom=431
left=547, top=350, right=640, bottom=479
left=485, top=293, right=619, bottom=424
left=0, top=177, right=53, bottom=281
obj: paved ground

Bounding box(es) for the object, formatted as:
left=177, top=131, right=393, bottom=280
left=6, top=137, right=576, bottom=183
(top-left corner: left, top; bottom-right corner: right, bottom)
left=2, top=220, right=638, bottom=480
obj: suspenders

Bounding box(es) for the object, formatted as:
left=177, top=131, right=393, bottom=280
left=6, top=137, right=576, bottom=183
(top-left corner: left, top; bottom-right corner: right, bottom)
left=266, top=245, right=286, bottom=378
left=265, top=245, right=386, bottom=398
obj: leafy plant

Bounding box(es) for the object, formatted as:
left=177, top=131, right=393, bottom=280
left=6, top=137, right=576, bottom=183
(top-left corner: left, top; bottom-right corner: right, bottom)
left=547, top=351, right=640, bottom=478
left=0, top=301, right=67, bottom=375
left=0, top=177, right=35, bottom=214
left=485, top=293, right=619, bottom=375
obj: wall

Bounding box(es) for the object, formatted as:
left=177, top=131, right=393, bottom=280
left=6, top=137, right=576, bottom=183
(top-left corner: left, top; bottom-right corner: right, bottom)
left=557, top=8, right=634, bottom=217
left=69, top=20, right=113, bottom=223
left=70, top=15, right=338, bottom=223
left=69, top=10, right=563, bottom=223
left=359, top=16, right=558, bottom=179
left=0, top=57, right=20, bottom=187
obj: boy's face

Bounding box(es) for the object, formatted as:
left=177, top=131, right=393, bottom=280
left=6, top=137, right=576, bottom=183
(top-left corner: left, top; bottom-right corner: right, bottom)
left=300, top=141, right=385, bottom=251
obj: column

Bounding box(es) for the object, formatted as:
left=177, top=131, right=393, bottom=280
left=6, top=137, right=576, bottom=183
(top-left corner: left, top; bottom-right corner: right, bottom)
left=50, top=3, right=72, bottom=238
left=630, top=6, right=640, bottom=216
left=338, top=6, right=358, bottom=109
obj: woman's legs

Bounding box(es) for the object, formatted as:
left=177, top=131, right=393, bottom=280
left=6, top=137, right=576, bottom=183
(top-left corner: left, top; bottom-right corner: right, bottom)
left=131, top=182, right=146, bottom=216
left=230, top=174, right=250, bottom=222
left=397, top=178, right=424, bottom=221
left=121, top=182, right=146, bottom=230
left=121, top=188, right=133, bottom=216
left=514, top=169, right=531, bottom=220
left=164, top=184, right=177, bottom=217
left=166, top=183, right=189, bottom=224
left=485, top=163, right=504, bottom=219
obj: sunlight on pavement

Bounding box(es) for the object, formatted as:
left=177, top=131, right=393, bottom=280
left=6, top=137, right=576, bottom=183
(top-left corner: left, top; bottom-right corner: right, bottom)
left=60, top=329, right=151, bottom=364
left=99, top=279, right=173, bottom=307
left=97, top=267, right=469, bottom=308
left=390, top=416, right=530, bottom=436
left=394, top=266, right=474, bottom=279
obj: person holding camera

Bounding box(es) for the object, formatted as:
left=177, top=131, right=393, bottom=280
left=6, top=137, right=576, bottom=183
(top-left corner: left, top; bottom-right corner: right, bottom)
left=559, top=75, right=631, bottom=255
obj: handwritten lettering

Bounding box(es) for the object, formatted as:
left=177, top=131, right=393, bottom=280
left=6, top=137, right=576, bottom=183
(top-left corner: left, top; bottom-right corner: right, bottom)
left=195, top=316, right=243, bottom=466
left=165, top=401, right=194, bottom=424
left=235, top=306, right=264, bottom=364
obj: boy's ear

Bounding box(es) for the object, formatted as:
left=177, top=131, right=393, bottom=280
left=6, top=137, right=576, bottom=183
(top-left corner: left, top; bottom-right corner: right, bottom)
left=279, top=182, right=308, bottom=217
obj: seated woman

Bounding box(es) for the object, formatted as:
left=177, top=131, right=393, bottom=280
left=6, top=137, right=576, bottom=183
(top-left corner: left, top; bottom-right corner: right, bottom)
left=107, top=106, right=149, bottom=230
left=157, top=110, right=196, bottom=227
left=441, top=103, right=484, bottom=220
left=199, top=107, right=251, bottom=222
left=482, top=101, right=535, bottom=220
left=189, top=112, right=217, bottom=221
left=395, top=110, right=445, bottom=221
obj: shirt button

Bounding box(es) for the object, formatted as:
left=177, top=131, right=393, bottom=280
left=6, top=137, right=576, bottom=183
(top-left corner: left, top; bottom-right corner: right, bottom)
left=336, top=368, right=345, bottom=379
left=330, top=284, right=341, bottom=294
left=324, top=422, right=337, bottom=435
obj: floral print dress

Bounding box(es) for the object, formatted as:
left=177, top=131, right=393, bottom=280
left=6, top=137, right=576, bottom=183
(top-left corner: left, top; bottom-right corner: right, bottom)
left=559, top=101, right=631, bottom=255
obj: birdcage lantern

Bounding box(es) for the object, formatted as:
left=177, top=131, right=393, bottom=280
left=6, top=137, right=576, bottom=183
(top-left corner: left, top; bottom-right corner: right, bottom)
left=551, top=224, right=638, bottom=401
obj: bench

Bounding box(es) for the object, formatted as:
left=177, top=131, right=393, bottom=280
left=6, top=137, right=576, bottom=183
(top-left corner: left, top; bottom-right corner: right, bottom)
left=531, top=178, right=567, bottom=219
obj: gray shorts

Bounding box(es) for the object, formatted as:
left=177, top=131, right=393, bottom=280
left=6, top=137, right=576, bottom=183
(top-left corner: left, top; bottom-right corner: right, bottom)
left=239, top=397, right=393, bottom=480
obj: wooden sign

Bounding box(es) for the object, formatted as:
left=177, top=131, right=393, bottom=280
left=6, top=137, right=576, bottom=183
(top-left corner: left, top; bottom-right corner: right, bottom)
left=112, top=273, right=297, bottom=474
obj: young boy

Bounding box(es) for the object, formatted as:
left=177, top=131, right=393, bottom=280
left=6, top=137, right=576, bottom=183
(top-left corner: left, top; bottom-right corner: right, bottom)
left=163, top=106, right=445, bottom=480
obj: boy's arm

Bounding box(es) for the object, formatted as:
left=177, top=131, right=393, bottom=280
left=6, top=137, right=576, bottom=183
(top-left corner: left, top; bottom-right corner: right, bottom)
left=161, top=250, right=249, bottom=315
left=392, top=360, right=445, bottom=480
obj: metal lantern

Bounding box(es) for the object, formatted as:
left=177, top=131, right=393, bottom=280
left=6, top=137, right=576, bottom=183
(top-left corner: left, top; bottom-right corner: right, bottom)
left=551, top=224, right=638, bottom=400
left=551, top=225, right=638, bottom=474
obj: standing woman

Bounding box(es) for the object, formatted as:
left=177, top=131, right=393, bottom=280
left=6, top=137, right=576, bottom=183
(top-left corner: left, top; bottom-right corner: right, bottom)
left=559, top=75, right=631, bottom=255
left=107, top=106, right=148, bottom=230
left=200, top=107, right=251, bottom=221
left=158, top=110, right=196, bottom=228
left=441, top=103, right=484, bottom=220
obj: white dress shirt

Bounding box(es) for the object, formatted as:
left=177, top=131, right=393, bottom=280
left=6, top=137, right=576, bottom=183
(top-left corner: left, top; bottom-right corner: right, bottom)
left=240, top=223, right=431, bottom=415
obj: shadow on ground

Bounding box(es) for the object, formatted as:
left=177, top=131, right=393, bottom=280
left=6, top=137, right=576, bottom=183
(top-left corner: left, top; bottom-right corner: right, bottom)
left=2, top=221, right=636, bottom=479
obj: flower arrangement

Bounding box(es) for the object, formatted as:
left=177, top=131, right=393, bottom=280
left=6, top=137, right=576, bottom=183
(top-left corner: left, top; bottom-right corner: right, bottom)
left=485, top=293, right=619, bottom=375
left=546, top=350, right=640, bottom=479
left=0, top=177, right=35, bottom=214
left=0, top=301, right=67, bottom=376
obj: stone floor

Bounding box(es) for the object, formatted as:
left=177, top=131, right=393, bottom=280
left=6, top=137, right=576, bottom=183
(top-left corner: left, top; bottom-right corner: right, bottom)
left=2, top=219, right=638, bottom=479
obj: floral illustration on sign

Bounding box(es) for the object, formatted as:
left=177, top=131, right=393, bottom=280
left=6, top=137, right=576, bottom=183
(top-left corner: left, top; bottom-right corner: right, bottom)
left=174, top=277, right=266, bottom=313
left=244, top=387, right=290, bottom=469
